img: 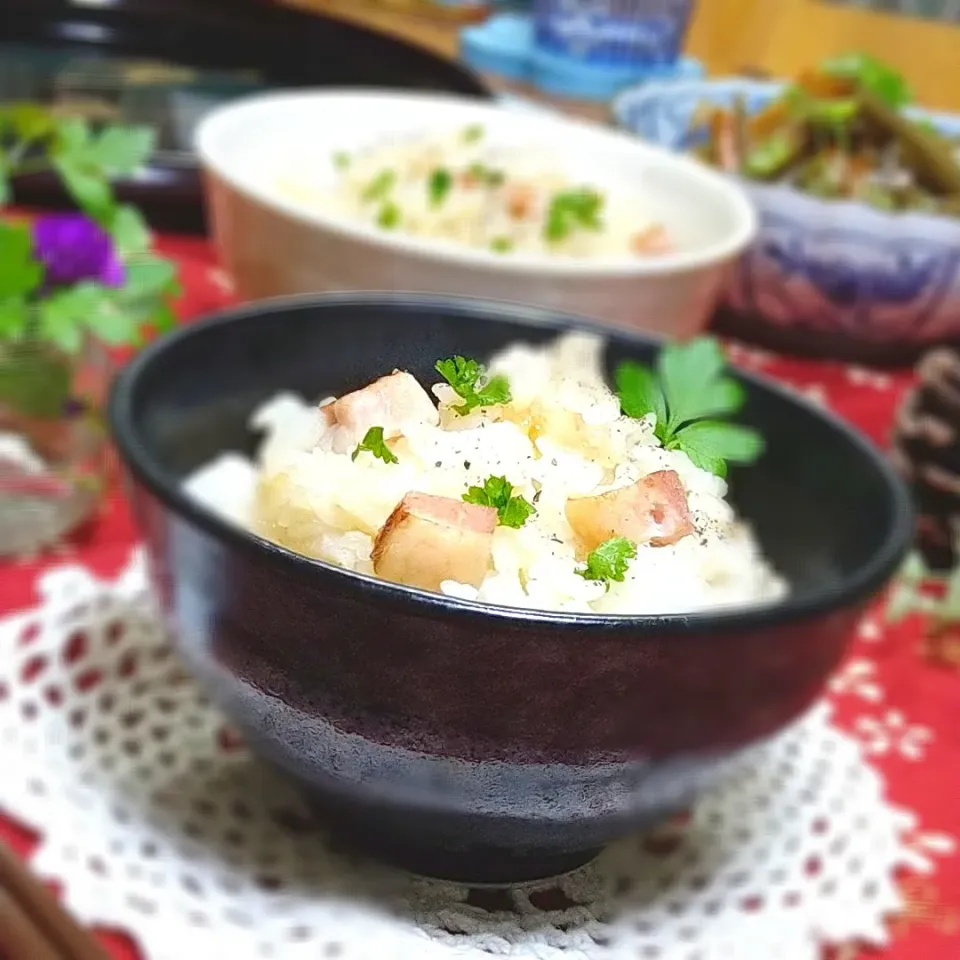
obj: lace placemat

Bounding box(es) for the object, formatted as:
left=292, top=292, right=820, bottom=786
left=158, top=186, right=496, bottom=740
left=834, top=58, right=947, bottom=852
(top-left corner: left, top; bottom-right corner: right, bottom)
left=0, top=551, right=932, bottom=960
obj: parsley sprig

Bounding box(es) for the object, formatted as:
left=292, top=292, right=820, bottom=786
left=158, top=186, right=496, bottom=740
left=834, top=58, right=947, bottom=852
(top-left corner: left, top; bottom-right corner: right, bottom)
left=614, top=337, right=764, bottom=478
left=463, top=476, right=535, bottom=529
left=362, top=169, right=396, bottom=203
left=351, top=426, right=398, bottom=464
left=545, top=188, right=604, bottom=243
left=428, top=168, right=453, bottom=207
left=435, top=355, right=512, bottom=416
left=576, top=537, right=637, bottom=586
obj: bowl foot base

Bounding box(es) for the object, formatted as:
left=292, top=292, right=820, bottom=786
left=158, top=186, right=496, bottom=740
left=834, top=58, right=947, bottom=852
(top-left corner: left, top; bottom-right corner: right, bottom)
left=348, top=836, right=603, bottom=885
left=308, top=804, right=602, bottom=884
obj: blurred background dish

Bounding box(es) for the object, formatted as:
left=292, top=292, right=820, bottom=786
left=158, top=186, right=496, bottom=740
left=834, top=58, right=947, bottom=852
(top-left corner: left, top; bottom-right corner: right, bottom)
left=196, top=89, right=756, bottom=338
left=613, top=73, right=960, bottom=364
left=2, top=0, right=490, bottom=234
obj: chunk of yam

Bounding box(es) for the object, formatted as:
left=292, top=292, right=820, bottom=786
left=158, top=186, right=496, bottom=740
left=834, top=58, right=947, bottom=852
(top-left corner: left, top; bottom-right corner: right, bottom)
left=565, top=469, right=694, bottom=551
left=372, top=492, right=497, bottom=592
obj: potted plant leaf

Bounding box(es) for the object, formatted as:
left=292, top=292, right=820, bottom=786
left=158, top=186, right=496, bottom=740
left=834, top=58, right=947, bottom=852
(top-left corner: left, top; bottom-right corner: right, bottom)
left=0, top=104, right=177, bottom=557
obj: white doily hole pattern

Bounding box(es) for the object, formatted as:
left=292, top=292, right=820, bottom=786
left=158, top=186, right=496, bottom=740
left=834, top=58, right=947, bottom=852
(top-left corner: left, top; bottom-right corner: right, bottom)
left=0, top=551, right=920, bottom=960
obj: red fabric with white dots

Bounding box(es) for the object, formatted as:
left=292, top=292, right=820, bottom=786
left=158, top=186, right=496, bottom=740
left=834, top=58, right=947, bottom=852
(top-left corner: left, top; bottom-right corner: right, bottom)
left=0, top=235, right=958, bottom=957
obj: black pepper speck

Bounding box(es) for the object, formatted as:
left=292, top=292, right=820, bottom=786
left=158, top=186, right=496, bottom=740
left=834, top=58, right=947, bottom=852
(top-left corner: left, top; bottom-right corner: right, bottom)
left=463, top=460, right=471, bottom=470
left=435, top=461, right=443, bottom=468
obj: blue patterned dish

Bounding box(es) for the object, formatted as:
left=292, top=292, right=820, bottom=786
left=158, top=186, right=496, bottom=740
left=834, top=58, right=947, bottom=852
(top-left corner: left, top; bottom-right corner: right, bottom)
left=612, top=78, right=960, bottom=362
left=533, top=0, right=695, bottom=68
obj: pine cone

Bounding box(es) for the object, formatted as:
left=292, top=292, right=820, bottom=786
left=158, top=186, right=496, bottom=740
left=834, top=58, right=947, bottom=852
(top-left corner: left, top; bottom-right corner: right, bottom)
left=892, top=346, right=960, bottom=571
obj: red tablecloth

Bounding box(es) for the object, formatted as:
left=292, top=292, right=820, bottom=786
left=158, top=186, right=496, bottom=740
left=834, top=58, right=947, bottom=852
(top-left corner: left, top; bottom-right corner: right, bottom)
left=1, top=235, right=958, bottom=959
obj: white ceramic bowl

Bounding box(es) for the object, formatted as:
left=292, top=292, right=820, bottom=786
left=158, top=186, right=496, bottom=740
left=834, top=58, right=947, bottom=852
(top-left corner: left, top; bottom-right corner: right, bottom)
left=196, top=89, right=757, bottom=338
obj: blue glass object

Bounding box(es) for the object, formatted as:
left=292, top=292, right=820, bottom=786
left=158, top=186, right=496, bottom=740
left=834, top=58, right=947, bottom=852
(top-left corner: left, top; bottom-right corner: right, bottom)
left=533, top=0, right=695, bottom=68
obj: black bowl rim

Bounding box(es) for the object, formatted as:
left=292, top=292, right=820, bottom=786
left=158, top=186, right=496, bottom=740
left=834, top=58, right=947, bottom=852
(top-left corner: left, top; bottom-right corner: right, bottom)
left=108, top=291, right=915, bottom=636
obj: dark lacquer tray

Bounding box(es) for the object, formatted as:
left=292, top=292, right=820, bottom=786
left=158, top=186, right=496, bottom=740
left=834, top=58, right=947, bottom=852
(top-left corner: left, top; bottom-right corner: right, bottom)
left=3, top=0, right=491, bottom=234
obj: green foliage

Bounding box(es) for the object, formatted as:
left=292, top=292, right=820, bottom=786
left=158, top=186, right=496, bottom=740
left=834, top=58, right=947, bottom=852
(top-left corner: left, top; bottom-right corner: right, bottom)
left=615, top=337, right=764, bottom=478
left=0, top=105, right=177, bottom=365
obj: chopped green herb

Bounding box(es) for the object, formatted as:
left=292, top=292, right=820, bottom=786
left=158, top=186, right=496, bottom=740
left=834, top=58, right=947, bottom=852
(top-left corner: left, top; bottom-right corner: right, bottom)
left=377, top=201, right=401, bottom=229
left=333, top=151, right=351, bottom=170
left=362, top=169, right=396, bottom=203
left=467, top=162, right=505, bottom=187
left=462, top=124, right=484, bottom=143
left=463, top=475, right=535, bottom=529
left=819, top=52, right=911, bottom=110
left=435, top=355, right=512, bottom=416
left=428, top=167, right=453, bottom=207
left=544, top=188, right=604, bottom=243
left=351, top=426, right=399, bottom=464
left=743, top=132, right=799, bottom=179
left=577, top=537, right=637, bottom=585
left=490, top=236, right=514, bottom=254
left=614, top=337, right=764, bottom=478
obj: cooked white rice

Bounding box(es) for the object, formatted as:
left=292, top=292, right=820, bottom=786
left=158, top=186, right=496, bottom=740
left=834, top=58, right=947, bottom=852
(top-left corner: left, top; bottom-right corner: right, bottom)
left=277, top=125, right=673, bottom=261
left=184, top=333, right=786, bottom=616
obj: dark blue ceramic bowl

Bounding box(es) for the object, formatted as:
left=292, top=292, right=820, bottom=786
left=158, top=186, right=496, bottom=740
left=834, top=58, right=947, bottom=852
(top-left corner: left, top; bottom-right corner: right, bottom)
left=108, top=293, right=913, bottom=883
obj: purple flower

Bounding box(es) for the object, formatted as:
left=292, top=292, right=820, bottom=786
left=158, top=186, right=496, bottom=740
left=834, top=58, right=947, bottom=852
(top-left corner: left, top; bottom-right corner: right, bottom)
left=32, top=214, right=124, bottom=289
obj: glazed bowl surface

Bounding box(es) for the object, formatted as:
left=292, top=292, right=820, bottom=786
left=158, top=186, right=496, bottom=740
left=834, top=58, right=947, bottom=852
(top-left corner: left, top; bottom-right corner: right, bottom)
left=108, top=293, right=912, bottom=882
left=196, top=88, right=756, bottom=340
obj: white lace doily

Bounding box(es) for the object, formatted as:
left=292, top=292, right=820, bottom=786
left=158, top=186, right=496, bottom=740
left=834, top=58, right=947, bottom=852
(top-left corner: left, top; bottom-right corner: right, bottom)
left=0, top=551, right=924, bottom=960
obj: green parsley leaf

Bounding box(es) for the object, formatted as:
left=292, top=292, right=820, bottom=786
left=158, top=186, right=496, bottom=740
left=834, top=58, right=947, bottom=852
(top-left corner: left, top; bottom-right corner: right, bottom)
left=121, top=256, right=179, bottom=302
left=333, top=151, right=351, bottom=170
left=428, top=168, right=453, bottom=207
left=435, top=355, right=511, bottom=416
left=462, top=475, right=535, bottom=529
left=82, top=292, right=138, bottom=346
left=490, top=236, right=514, bottom=254
left=53, top=117, right=91, bottom=156
left=614, top=336, right=761, bottom=476
left=576, top=537, right=637, bottom=585
left=0, top=223, right=43, bottom=299
left=544, top=188, right=604, bottom=243
left=666, top=420, right=765, bottom=479
left=657, top=337, right=744, bottom=431
left=462, top=124, right=484, bottom=143
left=615, top=362, right=667, bottom=437
left=53, top=157, right=113, bottom=221
left=351, top=426, right=399, bottom=464
left=50, top=120, right=152, bottom=220
left=37, top=283, right=135, bottom=351
left=362, top=169, right=396, bottom=203
left=38, top=290, right=86, bottom=353
left=377, top=201, right=401, bottom=229
left=109, top=205, right=152, bottom=257
left=89, top=126, right=156, bottom=176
